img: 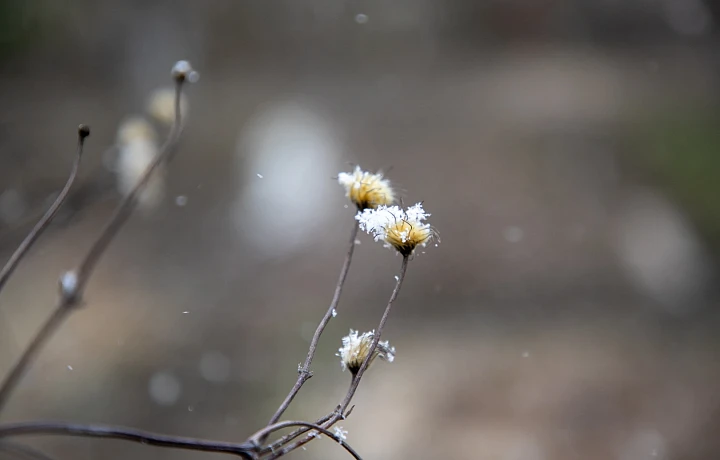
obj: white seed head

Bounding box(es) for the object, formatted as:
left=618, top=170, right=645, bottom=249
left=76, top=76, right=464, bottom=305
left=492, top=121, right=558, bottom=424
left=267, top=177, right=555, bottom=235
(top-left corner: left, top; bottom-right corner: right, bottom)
left=338, top=166, right=395, bottom=209
left=337, top=329, right=395, bottom=375
left=171, top=60, right=200, bottom=83
left=356, top=202, right=435, bottom=255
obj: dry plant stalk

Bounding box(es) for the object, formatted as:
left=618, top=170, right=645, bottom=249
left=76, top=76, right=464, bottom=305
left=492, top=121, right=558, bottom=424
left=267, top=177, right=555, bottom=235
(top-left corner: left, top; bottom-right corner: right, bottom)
left=0, top=61, right=437, bottom=460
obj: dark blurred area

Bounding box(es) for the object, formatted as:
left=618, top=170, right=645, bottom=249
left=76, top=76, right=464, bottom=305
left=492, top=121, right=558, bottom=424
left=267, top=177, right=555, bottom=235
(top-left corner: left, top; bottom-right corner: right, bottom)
left=2, top=1, right=720, bottom=459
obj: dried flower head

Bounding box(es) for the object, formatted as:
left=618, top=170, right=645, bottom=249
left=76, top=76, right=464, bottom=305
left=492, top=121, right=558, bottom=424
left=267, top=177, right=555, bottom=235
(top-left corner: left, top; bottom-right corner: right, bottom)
left=356, top=203, right=435, bottom=256
left=337, top=329, right=395, bottom=375
left=338, top=166, right=395, bottom=209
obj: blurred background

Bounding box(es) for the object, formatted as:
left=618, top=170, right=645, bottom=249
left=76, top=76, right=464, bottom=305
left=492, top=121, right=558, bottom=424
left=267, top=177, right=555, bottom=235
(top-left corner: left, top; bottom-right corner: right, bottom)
left=1, top=1, right=720, bottom=459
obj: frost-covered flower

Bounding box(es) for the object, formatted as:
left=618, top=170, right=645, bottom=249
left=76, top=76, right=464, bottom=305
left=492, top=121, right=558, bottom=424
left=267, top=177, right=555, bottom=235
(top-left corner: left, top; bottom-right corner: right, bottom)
left=333, top=426, right=348, bottom=443
left=337, top=329, right=395, bottom=375
left=356, top=203, right=435, bottom=255
left=338, top=166, right=395, bottom=209
left=115, top=117, right=165, bottom=211
left=147, top=87, right=189, bottom=126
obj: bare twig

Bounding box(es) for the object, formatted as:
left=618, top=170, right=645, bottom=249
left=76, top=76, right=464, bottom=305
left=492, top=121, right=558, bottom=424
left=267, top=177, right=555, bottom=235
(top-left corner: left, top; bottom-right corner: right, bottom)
left=0, top=303, right=72, bottom=412
left=337, top=254, right=409, bottom=412
left=0, top=422, right=255, bottom=459
left=75, top=80, right=185, bottom=292
left=261, top=414, right=333, bottom=455
left=0, top=126, right=89, bottom=295
left=0, top=440, right=57, bottom=460
left=0, top=68, right=189, bottom=414
left=249, top=421, right=361, bottom=459
left=266, top=255, right=410, bottom=459
left=262, top=222, right=359, bottom=438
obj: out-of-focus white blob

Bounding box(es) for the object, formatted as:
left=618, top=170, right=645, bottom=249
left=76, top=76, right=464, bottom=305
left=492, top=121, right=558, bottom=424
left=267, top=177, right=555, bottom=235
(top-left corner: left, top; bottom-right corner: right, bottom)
left=148, top=371, right=181, bottom=406
left=614, top=188, right=711, bottom=313
left=115, top=117, right=166, bottom=211
left=199, top=350, right=231, bottom=383
left=503, top=226, right=524, bottom=243
left=233, top=101, right=339, bottom=259
left=662, top=0, right=712, bottom=36
left=146, top=87, right=189, bottom=126
left=0, top=189, right=26, bottom=225
left=618, top=429, right=666, bottom=460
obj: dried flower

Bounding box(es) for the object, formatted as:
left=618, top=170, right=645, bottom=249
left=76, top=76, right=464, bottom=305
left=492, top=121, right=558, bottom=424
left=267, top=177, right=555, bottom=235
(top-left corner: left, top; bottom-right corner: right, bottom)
left=337, top=329, right=395, bottom=375
left=338, top=166, right=395, bottom=209
left=356, top=203, right=435, bottom=256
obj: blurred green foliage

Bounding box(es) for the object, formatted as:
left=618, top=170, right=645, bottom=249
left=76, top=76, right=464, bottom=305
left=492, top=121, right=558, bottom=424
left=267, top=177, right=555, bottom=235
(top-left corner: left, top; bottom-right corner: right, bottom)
left=632, top=109, right=720, bottom=253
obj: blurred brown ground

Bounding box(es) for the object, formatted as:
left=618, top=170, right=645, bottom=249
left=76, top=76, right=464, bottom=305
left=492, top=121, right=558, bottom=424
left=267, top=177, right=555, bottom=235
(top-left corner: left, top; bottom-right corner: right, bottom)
left=1, top=1, right=720, bottom=459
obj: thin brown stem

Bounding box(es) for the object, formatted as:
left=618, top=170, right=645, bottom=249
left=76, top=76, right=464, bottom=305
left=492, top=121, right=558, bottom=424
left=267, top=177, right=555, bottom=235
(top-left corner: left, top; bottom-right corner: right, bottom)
left=0, top=126, right=89, bottom=295
left=0, top=304, right=70, bottom=412
left=75, top=81, right=184, bottom=293
left=0, top=72, right=189, bottom=415
left=338, top=254, right=409, bottom=412
left=0, top=422, right=255, bottom=458
left=248, top=421, right=361, bottom=459
left=262, top=222, right=359, bottom=438
left=261, top=414, right=333, bottom=455
left=266, top=255, right=410, bottom=459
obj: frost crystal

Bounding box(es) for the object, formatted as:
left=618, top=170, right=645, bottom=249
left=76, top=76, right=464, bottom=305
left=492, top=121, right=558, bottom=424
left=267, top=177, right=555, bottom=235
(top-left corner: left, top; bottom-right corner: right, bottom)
left=337, top=329, right=395, bottom=374
left=338, top=166, right=395, bottom=209
left=355, top=203, right=435, bottom=255
left=333, top=426, right=348, bottom=443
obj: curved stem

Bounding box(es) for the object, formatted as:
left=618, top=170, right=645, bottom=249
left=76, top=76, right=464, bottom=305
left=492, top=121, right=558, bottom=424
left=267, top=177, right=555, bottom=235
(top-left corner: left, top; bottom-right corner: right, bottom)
left=261, top=414, right=332, bottom=455
left=0, top=304, right=70, bottom=413
left=75, top=81, right=184, bottom=292
left=0, top=77, right=187, bottom=415
left=0, top=129, right=88, bottom=295
left=250, top=421, right=361, bottom=459
left=0, top=422, right=254, bottom=458
left=266, top=255, right=410, bottom=459
left=337, top=255, right=409, bottom=412
left=262, top=222, right=359, bottom=439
